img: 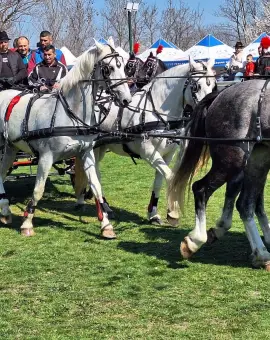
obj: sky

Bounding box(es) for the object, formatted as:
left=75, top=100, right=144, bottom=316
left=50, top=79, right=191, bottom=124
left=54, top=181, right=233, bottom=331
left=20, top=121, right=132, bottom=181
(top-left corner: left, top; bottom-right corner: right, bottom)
left=94, top=0, right=224, bottom=25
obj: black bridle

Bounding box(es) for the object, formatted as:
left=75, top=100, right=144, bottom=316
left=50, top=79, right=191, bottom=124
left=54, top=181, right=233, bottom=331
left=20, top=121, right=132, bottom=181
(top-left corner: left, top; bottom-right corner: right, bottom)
left=182, top=65, right=213, bottom=109
left=144, top=56, right=158, bottom=82
left=92, top=49, right=128, bottom=99
left=125, top=57, right=142, bottom=78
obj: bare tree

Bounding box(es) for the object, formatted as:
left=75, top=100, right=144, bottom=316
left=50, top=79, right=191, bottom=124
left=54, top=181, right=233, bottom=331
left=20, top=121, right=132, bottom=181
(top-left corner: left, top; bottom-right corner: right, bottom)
left=33, top=0, right=96, bottom=55
left=99, top=0, right=151, bottom=50
left=140, top=3, right=159, bottom=45
left=0, top=0, right=43, bottom=32
left=248, top=0, right=270, bottom=36
left=99, top=0, right=129, bottom=49
left=216, top=0, right=261, bottom=44
left=160, top=0, right=205, bottom=50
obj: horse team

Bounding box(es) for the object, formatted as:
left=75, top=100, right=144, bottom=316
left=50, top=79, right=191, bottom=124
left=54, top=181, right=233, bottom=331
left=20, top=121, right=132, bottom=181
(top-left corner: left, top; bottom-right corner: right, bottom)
left=0, top=38, right=268, bottom=269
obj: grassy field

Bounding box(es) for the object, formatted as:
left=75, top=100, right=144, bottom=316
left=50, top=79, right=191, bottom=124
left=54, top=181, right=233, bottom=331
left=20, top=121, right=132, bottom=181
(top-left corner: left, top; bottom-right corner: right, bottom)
left=1, top=153, right=270, bottom=339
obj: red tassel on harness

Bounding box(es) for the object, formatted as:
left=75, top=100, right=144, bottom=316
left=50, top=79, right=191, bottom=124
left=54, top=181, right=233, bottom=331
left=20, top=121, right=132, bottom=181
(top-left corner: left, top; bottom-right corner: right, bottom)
left=156, top=45, right=163, bottom=55
left=133, top=42, right=140, bottom=54
left=5, top=95, right=23, bottom=122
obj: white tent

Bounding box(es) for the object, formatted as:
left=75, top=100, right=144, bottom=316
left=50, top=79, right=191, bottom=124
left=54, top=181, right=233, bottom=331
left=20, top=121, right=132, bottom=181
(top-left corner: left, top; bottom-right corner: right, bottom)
left=138, top=38, right=188, bottom=62
left=243, top=32, right=268, bottom=59
left=60, top=46, right=77, bottom=67
left=185, top=34, right=234, bottom=66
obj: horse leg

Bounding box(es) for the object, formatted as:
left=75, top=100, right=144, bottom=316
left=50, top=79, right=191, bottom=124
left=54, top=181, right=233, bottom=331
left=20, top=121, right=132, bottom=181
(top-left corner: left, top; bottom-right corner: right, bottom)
left=236, top=145, right=270, bottom=269
left=207, top=171, right=244, bottom=244
left=20, top=154, right=53, bottom=236
left=145, top=151, right=179, bottom=226
left=180, top=143, right=247, bottom=258
left=81, top=150, right=115, bottom=239
left=181, top=165, right=229, bottom=258
left=0, top=146, right=18, bottom=224
left=255, top=191, right=270, bottom=247
left=148, top=147, right=177, bottom=225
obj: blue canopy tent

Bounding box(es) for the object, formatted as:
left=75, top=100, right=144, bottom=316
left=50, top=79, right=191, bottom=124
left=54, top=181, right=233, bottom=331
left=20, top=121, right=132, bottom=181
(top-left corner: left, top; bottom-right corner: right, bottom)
left=185, top=34, right=234, bottom=67
left=244, top=32, right=269, bottom=59
left=139, top=38, right=188, bottom=66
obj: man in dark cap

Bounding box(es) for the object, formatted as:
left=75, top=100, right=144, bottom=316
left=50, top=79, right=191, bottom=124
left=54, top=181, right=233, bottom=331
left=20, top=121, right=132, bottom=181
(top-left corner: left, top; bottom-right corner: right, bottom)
left=0, top=31, right=28, bottom=90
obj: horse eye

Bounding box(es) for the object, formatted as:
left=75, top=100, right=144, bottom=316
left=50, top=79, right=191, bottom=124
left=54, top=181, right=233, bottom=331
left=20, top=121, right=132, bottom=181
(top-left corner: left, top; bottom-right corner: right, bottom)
left=109, top=66, right=114, bottom=72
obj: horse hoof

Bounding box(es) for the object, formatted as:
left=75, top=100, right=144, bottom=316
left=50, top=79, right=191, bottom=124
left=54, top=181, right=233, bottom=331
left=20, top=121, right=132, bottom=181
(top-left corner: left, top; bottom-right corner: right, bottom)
left=166, top=214, right=179, bottom=227
left=180, top=238, right=194, bottom=259
left=150, top=216, right=163, bottom=225
left=207, top=228, right=218, bottom=244
left=0, top=215, right=12, bottom=225
left=101, top=229, right=116, bottom=239
left=264, top=261, right=270, bottom=272
left=21, top=228, right=35, bottom=237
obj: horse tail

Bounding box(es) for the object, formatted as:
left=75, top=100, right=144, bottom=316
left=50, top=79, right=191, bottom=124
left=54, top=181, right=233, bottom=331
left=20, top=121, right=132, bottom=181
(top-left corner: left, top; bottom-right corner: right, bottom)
left=74, top=157, right=88, bottom=199
left=168, top=91, right=219, bottom=213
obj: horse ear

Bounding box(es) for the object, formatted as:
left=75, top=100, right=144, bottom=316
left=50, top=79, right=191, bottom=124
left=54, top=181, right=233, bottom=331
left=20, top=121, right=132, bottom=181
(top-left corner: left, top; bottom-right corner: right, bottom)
left=94, top=39, right=104, bottom=53
left=189, top=55, right=197, bottom=69
left=107, top=36, right=115, bottom=49
left=207, top=58, right=215, bottom=70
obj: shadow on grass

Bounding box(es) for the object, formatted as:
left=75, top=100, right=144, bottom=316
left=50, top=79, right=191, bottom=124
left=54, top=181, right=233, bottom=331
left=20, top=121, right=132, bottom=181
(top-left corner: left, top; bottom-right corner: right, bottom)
left=5, top=177, right=145, bottom=224
left=118, top=226, right=251, bottom=269
left=5, top=176, right=75, bottom=203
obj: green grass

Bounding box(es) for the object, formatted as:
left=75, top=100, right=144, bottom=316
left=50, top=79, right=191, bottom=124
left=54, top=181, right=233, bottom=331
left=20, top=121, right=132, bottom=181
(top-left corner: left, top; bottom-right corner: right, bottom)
left=0, top=153, right=270, bottom=339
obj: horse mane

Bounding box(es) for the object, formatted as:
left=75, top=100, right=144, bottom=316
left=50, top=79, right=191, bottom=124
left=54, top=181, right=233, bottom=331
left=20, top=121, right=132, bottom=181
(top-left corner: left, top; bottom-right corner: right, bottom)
left=60, top=44, right=112, bottom=93
left=143, top=63, right=190, bottom=91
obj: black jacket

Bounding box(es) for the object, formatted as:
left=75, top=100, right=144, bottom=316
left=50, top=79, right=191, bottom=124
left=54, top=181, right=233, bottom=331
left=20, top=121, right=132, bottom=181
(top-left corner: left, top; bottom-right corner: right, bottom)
left=28, top=59, right=67, bottom=88
left=256, top=53, right=270, bottom=76
left=0, top=50, right=28, bottom=84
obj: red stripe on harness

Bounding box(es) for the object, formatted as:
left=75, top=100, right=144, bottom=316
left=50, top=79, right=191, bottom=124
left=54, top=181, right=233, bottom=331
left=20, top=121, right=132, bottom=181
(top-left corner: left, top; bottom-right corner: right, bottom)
left=5, top=95, right=23, bottom=122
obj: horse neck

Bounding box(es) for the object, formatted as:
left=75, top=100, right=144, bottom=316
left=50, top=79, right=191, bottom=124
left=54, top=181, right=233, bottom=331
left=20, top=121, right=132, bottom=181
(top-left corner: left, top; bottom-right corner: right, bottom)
left=63, top=83, right=94, bottom=126
left=150, top=64, right=190, bottom=119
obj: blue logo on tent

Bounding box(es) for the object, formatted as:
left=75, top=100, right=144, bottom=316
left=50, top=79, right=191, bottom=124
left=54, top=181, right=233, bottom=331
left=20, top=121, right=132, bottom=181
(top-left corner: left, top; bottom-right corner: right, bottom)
left=197, top=34, right=224, bottom=47
left=150, top=39, right=174, bottom=49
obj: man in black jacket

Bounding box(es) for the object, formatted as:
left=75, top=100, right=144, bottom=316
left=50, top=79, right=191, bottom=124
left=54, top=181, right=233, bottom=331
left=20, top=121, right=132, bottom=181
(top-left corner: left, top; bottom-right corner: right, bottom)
left=28, top=45, right=67, bottom=91
left=0, top=31, right=28, bottom=90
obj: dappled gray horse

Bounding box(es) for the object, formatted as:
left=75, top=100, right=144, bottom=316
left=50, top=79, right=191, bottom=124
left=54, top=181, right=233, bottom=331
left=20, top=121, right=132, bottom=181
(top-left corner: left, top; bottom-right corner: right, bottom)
left=169, top=80, right=270, bottom=269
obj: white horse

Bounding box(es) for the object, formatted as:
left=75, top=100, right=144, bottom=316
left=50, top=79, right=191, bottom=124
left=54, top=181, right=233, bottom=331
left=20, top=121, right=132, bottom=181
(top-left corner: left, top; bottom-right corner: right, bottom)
left=0, top=40, right=131, bottom=238
left=74, top=59, right=217, bottom=227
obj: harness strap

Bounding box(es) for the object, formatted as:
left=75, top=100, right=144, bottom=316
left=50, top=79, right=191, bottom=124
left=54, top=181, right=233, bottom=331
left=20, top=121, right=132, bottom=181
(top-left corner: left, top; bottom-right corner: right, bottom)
left=5, top=91, right=29, bottom=122
left=255, top=79, right=270, bottom=142
left=22, top=93, right=42, bottom=137
left=116, top=106, right=124, bottom=131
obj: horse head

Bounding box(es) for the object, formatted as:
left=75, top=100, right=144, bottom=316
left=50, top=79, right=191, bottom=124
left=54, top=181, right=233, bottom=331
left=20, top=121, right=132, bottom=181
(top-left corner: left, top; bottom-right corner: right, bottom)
left=137, top=52, right=168, bottom=89
left=185, top=57, right=217, bottom=103
left=124, top=52, right=144, bottom=79
left=93, top=40, right=132, bottom=105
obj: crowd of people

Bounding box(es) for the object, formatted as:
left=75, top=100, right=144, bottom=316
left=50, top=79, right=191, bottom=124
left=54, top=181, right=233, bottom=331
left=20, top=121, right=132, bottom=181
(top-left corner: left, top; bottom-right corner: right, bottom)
left=226, top=36, right=270, bottom=80
left=0, top=30, right=67, bottom=92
